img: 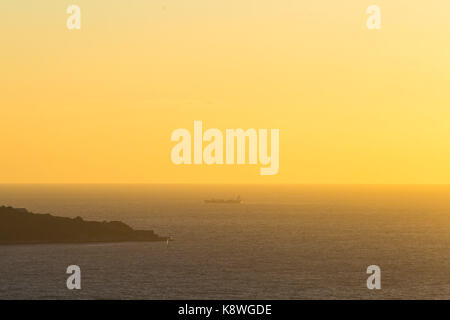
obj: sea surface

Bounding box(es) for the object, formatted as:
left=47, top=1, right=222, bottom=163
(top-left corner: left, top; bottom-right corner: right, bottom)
left=0, top=184, right=449, bottom=300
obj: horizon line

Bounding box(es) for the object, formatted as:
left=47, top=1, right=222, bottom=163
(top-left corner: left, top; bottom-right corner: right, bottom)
left=1, top=183, right=450, bottom=186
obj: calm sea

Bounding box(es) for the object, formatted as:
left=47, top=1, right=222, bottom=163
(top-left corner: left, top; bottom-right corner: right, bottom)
left=0, top=184, right=449, bottom=299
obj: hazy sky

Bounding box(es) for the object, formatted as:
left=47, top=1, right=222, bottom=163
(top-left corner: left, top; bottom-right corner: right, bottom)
left=1, top=1, right=450, bottom=183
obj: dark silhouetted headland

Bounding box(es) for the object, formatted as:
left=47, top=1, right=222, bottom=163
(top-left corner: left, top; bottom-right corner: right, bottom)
left=0, top=206, right=168, bottom=244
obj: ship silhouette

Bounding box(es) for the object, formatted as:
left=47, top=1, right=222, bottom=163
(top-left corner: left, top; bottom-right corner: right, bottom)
left=204, top=195, right=243, bottom=204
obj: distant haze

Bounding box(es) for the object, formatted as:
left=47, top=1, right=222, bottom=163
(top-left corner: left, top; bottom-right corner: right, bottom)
left=1, top=1, right=450, bottom=183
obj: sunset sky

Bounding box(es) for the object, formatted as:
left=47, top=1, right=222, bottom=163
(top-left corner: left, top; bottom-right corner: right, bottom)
left=1, top=1, right=450, bottom=184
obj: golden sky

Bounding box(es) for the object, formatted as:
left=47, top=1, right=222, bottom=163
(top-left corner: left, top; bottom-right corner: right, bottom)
left=1, top=1, right=450, bottom=183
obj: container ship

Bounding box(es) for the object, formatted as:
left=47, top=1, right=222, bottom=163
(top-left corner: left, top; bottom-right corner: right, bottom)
left=204, top=195, right=243, bottom=204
